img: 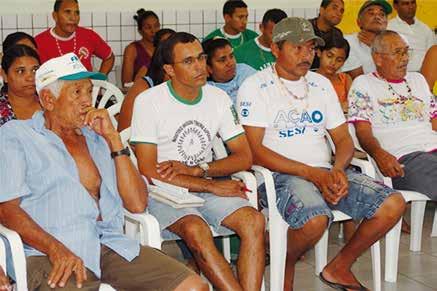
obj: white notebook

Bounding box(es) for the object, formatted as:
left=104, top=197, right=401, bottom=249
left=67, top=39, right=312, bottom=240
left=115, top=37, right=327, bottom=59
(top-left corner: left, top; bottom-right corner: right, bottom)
left=149, top=178, right=205, bottom=209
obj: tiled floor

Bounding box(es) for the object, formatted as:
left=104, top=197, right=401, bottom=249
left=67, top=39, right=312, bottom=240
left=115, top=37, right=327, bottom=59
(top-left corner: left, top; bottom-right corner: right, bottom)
left=162, top=203, right=437, bottom=290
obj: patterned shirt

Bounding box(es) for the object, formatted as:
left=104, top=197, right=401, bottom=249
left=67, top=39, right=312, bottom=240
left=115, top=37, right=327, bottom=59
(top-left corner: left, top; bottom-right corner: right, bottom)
left=0, top=111, right=140, bottom=278
left=0, top=93, right=16, bottom=127
left=348, top=72, right=437, bottom=159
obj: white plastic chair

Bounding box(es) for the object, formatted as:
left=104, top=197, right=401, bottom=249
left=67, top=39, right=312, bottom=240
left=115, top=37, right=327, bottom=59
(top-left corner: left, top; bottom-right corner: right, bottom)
left=251, top=162, right=382, bottom=291
left=432, top=208, right=437, bottom=237
left=0, top=209, right=159, bottom=291
left=91, top=79, right=124, bottom=109
left=348, top=124, right=433, bottom=282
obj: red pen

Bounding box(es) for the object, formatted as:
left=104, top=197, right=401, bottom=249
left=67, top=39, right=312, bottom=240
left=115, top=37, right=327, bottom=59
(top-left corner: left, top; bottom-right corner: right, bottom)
left=243, top=187, right=252, bottom=193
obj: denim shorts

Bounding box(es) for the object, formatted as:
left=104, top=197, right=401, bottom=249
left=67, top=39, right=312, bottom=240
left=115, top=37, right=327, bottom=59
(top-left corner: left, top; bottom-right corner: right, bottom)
left=148, top=192, right=251, bottom=240
left=258, top=168, right=396, bottom=229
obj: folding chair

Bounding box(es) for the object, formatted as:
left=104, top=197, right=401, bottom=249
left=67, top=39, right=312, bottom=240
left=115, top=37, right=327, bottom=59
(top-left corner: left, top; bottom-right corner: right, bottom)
left=91, top=80, right=124, bottom=109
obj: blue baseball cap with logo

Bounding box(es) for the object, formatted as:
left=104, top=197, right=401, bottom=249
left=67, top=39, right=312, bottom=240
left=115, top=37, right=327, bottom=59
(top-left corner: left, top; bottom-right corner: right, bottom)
left=35, top=53, right=106, bottom=94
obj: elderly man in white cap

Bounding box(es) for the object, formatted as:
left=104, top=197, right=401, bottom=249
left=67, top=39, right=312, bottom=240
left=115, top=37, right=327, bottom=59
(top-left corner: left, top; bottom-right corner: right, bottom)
left=0, top=53, right=207, bottom=291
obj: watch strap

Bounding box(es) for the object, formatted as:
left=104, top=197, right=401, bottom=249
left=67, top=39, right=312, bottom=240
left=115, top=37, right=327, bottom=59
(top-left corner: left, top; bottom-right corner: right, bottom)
left=111, top=147, right=131, bottom=159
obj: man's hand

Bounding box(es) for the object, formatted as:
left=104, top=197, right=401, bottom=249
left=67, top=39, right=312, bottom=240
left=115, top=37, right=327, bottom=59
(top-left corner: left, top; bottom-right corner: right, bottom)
left=206, top=179, right=248, bottom=200
left=156, top=160, right=201, bottom=180
left=358, top=31, right=376, bottom=46
left=83, top=108, right=118, bottom=141
left=47, top=243, right=87, bottom=288
left=0, top=267, right=11, bottom=291
left=308, top=168, right=348, bottom=205
left=374, top=149, right=405, bottom=178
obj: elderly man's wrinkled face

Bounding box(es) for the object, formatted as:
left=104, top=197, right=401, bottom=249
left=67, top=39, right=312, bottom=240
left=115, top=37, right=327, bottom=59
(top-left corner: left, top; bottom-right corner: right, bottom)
left=358, top=5, right=387, bottom=33
left=374, top=34, right=410, bottom=80
left=53, top=79, right=93, bottom=128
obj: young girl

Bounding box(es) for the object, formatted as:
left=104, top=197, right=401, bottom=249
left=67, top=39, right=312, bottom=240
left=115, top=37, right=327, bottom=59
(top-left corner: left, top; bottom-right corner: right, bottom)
left=316, top=32, right=352, bottom=113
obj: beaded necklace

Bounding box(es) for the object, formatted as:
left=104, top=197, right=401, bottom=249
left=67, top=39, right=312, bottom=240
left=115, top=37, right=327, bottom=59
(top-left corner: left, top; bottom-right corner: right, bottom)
left=54, top=30, right=77, bottom=57
left=375, top=72, right=414, bottom=104
left=272, top=64, right=309, bottom=108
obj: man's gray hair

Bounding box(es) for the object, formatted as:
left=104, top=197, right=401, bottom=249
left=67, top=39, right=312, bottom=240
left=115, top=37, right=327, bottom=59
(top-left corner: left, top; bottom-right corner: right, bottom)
left=42, top=80, right=66, bottom=99
left=371, top=30, right=403, bottom=53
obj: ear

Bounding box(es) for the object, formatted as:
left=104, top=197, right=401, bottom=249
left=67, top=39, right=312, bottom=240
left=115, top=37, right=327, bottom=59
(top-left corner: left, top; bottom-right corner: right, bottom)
left=39, top=89, right=56, bottom=111
left=52, top=11, right=58, bottom=23
left=1, top=68, right=7, bottom=84
left=316, top=49, right=322, bottom=58
left=271, top=42, right=280, bottom=59
left=163, top=64, right=175, bottom=79
left=356, top=18, right=362, bottom=30
left=223, top=14, right=232, bottom=24
left=259, top=23, right=264, bottom=33
left=371, top=52, right=382, bottom=67
left=206, top=64, right=213, bottom=76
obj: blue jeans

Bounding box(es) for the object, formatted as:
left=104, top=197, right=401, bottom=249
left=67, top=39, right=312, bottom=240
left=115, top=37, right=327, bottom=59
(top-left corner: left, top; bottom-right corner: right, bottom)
left=258, top=168, right=396, bottom=229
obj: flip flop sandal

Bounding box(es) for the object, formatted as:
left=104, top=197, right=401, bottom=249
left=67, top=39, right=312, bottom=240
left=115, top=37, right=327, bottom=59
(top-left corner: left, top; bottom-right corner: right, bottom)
left=319, top=272, right=368, bottom=291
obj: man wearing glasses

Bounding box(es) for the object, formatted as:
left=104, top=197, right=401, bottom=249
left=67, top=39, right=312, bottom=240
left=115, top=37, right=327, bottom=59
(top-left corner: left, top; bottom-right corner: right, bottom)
left=350, top=30, right=437, bottom=203
left=130, top=32, right=265, bottom=291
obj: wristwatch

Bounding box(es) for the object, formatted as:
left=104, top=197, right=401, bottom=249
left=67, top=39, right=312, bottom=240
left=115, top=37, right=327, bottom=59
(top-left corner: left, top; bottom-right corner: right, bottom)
left=111, top=147, right=131, bottom=159
left=198, top=162, right=210, bottom=178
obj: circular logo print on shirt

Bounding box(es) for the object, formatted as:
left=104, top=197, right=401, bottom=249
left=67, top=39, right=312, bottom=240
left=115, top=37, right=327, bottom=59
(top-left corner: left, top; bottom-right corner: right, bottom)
left=241, top=108, right=249, bottom=117
left=172, top=120, right=212, bottom=166
left=78, top=47, right=90, bottom=60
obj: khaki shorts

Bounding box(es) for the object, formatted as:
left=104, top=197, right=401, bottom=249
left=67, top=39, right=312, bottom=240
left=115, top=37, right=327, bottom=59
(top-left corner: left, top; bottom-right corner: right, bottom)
left=27, top=245, right=194, bottom=291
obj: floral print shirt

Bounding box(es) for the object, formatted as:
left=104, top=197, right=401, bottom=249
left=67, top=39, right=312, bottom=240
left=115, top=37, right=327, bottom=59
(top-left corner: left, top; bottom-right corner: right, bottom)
left=0, top=94, right=16, bottom=127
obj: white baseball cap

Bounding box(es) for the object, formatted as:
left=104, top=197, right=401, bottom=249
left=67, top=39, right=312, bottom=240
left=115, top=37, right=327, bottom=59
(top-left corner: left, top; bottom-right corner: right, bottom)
left=35, top=53, right=106, bottom=94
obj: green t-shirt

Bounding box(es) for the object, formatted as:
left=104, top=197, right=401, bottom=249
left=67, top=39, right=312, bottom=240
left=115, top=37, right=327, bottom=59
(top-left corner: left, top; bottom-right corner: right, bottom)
left=204, top=27, right=258, bottom=49
left=234, top=38, right=275, bottom=71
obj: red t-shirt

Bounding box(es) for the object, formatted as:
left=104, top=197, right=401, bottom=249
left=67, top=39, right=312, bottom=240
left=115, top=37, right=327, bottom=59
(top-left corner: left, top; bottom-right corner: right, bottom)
left=35, top=26, right=112, bottom=71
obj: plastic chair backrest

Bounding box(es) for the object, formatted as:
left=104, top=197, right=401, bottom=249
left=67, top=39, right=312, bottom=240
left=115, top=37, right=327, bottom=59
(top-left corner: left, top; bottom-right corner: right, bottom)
left=91, top=79, right=124, bottom=109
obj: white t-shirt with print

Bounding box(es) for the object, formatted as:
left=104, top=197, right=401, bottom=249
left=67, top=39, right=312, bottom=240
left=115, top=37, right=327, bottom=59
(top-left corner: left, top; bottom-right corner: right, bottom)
left=341, top=33, right=376, bottom=74
left=348, top=72, right=437, bottom=159
left=237, top=68, right=345, bottom=169
left=130, top=81, right=244, bottom=166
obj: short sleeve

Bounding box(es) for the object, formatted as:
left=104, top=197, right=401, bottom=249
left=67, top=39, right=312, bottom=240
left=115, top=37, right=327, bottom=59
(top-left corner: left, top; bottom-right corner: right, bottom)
left=130, top=92, right=159, bottom=144
left=237, top=76, right=269, bottom=127
left=90, top=30, right=113, bottom=60
left=0, top=125, right=31, bottom=202
left=323, top=81, right=346, bottom=129
left=217, top=93, right=245, bottom=142
left=347, top=77, right=374, bottom=123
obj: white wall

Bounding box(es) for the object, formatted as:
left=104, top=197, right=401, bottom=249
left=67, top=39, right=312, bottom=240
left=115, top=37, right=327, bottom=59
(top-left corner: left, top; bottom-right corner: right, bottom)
left=0, top=0, right=320, bottom=14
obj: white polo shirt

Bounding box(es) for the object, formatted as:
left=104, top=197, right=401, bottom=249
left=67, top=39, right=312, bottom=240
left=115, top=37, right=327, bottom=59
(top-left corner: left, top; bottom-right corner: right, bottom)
left=387, top=16, right=435, bottom=72
left=341, top=33, right=376, bottom=74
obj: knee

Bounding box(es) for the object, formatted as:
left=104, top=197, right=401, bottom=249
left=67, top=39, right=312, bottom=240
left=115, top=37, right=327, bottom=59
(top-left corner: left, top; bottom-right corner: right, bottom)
left=376, top=192, right=406, bottom=220
left=175, top=274, right=209, bottom=291
left=234, top=207, right=266, bottom=238
left=301, top=215, right=329, bottom=238
left=179, top=217, right=213, bottom=252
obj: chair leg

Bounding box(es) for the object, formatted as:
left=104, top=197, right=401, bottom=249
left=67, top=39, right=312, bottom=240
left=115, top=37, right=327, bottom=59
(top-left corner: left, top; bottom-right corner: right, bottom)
left=314, top=229, right=329, bottom=275
left=385, top=219, right=402, bottom=282
left=269, top=215, right=289, bottom=291
left=223, top=237, right=231, bottom=263
left=370, top=241, right=381, bottom=291
left=431, top=208, right=437, bottom=237
left=410, top=200, right=426, bottom=252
